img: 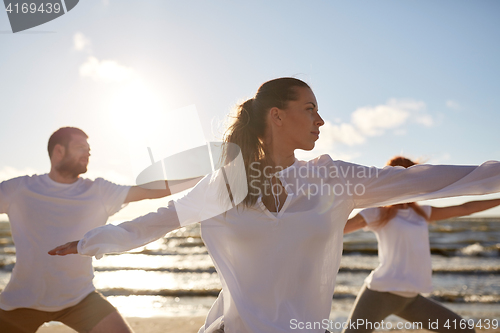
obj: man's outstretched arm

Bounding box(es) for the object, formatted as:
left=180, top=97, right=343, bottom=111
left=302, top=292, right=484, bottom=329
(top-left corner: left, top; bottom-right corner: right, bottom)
left=124, top=181, right=171, bottom=204
left=124, top=177, right=204, bottom=203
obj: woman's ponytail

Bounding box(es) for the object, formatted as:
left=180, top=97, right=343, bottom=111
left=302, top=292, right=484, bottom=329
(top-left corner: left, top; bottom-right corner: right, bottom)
left=224, top=98, right=266, bottom=207
left=222, top=78, right=310, bottom=208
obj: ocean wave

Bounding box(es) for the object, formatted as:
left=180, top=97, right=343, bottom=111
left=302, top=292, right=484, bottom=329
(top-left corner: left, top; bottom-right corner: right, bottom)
left=97, top=287, right=500, bottom=304
left=455, top=243, right=500, bottom=257
left=3, top=252, right=500, bottom=273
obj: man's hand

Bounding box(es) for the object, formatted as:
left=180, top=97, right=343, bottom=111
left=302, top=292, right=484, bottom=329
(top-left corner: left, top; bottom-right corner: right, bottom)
left=48, top=240, right=79, bottom=256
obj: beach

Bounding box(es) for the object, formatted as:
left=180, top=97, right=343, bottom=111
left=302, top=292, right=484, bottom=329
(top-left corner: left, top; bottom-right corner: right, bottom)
left=38, top=316, right=206, bottom=333
left=36, top=316, right=500, bottom=333
left=2, top=218, right=500, bottom=332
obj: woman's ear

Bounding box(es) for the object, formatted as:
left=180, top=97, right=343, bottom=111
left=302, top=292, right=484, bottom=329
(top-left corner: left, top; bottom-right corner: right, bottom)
left=269, top=107, right=284, bottom=126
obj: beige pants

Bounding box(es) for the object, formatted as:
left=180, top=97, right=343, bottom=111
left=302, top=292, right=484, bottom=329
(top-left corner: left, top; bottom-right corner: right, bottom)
left=0, top=291, right=117, bottom=333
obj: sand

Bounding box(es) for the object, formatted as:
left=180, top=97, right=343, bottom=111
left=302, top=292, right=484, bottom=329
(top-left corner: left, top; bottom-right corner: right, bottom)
left=37, top=316, right=206, bottom=333
left=36, top=316, right=500, bottom=333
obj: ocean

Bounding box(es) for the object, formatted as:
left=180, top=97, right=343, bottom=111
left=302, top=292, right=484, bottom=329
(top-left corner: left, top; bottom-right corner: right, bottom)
left=1, top=218, right=499, bottom=330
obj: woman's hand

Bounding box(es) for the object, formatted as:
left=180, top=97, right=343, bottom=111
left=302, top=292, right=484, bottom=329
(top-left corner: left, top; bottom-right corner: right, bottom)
left=344, top=214, right=368, bottom=234
left=48, top=240, right=79, bottom=256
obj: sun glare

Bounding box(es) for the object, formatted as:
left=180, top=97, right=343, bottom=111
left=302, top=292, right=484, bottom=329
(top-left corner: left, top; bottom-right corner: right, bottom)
left=109, top=80, right=164, bottom=138
left=108, top=80, right=207, bottom=182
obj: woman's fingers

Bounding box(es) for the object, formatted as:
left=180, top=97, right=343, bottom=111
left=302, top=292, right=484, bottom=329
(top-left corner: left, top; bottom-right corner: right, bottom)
left=48, top=240, right=79, bottom=256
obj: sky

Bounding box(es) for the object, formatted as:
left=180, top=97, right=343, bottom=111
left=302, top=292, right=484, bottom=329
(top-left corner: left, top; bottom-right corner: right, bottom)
left=1, top=0, right=500, bottom=219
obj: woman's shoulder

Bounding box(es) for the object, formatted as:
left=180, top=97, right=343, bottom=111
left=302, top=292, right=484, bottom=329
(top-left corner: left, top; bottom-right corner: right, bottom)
left=288, top=154, right=338, bottom=178
left=296, top=154, right=337, bottom=168
left=296, top=154, right=374, bottom=177
left=288, top=155, right=374, bottom=182
left=302, top=154, right=375, bottom=169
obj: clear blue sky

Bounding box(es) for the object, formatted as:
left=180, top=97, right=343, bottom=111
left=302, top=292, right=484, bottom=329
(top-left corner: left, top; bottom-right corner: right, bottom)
left=1, top=0, right=499, bottom=218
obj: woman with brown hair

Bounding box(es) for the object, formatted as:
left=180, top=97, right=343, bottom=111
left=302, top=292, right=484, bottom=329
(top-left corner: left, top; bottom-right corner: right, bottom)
left=343, top=156, right=500, bottom=333
left=49, top=78, right=500, bottom=333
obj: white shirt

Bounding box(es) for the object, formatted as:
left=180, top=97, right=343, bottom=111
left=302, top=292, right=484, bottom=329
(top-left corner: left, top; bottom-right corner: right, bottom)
left=76, top=156, right=500, bottom=332
left=0, top=174, right=130, bottom=311
left=360, top=205, right=433, bottom=295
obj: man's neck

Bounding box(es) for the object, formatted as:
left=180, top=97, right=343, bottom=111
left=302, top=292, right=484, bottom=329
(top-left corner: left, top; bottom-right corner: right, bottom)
left=48, top=169, right=79, bottom=184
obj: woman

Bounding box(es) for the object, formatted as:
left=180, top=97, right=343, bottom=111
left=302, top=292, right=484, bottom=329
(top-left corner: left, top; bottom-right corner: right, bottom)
left=343, top=156, right=500, bottom=333
left=50, top=78, right=500, bottom=333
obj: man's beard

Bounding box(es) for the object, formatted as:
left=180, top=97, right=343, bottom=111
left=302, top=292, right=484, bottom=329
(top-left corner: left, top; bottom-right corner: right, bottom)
left=57, top=156, right=87, bottom=178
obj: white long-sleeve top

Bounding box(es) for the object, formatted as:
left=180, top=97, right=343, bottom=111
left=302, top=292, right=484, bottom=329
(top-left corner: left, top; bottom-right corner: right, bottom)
left=77, top=155, right=500, bottom=333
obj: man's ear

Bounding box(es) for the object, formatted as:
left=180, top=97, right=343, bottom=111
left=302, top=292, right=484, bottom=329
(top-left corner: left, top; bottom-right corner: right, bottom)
left=52, top=144, right=66, bottom=161
left=269, top=107, right=284, bottom=126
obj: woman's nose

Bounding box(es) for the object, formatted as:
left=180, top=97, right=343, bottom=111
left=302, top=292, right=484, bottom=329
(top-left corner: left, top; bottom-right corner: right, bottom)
left=316, top=114, right=325, bottom=127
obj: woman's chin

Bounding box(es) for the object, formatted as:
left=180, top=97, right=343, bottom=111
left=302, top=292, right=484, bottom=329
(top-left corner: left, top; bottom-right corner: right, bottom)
left=298, top=144, right=316, bottom=151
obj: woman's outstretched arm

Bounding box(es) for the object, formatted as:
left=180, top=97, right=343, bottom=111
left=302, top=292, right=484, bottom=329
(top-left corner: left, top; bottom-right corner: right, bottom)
left=48, top=165, right=242, bottom=258
left=48, top=241, right=78, bottom=255
left=428, top=198, right=500, bottom=222
left=343, top=214, right=367, bottom=234
left=330, top=158, right=500, bottom=209
left=49, top=200, right=183, bottom=258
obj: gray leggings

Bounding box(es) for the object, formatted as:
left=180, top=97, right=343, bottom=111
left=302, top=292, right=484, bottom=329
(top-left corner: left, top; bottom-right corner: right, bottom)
left=343, top=284, right=475, bottom=333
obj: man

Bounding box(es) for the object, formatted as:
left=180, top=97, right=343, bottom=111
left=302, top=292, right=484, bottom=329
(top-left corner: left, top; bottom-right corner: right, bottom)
left=0, top=127, right=173, bottom=333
